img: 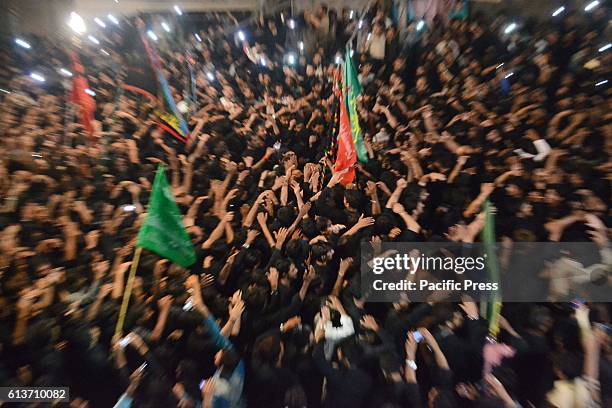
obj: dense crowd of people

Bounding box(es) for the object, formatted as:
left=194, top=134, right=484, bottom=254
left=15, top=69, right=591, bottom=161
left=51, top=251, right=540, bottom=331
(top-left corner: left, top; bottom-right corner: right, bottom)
left=0, top=1, right=610, bottom=407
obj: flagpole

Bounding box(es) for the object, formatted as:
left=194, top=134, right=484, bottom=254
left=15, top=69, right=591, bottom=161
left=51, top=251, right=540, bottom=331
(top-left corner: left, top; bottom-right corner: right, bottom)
left=114, top=246, right=143, bottom=338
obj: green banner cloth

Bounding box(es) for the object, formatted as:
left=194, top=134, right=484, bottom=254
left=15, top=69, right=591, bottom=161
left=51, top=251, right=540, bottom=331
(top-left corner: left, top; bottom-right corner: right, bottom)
left=137, top=165, right=195, bottom=268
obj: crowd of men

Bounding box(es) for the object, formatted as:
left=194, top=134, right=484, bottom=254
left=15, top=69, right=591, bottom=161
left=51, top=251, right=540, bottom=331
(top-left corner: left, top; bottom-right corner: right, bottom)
left=0, top=1, right=610, bottom=407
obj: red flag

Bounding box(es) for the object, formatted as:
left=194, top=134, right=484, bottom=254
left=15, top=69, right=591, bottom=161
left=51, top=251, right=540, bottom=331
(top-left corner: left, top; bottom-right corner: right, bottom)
left=333, top=97, right=356, bottom=185
left=70, top=52, right=96, bottom=136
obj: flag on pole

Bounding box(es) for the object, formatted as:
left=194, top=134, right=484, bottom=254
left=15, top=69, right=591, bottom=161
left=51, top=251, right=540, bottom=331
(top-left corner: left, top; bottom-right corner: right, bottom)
left=121, top=24, right=159, bottom=102
left=137, top=165, right=195, bottom=268
left=121, top=23, right=189, bottom=143
left=344, top=48, right=368, bottom=163
left=333, top=90, right=357, bottom=186
left=70, top=52, right=96, bottom=136
left=144, top=38, right=189, bottom=139
left=481, top=200, right=502, bottom=337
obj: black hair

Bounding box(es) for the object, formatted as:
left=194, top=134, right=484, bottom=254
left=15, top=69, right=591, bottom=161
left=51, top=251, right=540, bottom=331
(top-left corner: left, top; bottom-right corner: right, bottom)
left=284, top=385, right=308, bottom=408
left=344, top=189, right=365, bottom=210
left=253, top=333, right=282, bottom=365
left=219, top=349, right=240, bottom=378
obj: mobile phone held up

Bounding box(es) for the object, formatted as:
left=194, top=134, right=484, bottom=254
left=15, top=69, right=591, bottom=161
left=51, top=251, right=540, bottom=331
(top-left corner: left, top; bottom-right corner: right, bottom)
left=411, top=331, right=424, bottom=343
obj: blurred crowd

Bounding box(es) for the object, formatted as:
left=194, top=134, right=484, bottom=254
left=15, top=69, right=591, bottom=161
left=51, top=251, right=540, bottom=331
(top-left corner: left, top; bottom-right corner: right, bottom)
left=0, top=1, right=610, bottom=407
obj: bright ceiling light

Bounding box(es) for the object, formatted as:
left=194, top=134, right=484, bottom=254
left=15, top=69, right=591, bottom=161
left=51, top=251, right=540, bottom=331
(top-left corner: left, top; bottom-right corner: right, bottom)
left=59, top=68, right=73, bottom=77
left=416, top=20, right=425, bottom=31
left=552, top=6, right=565, bottom=17
left=161, top=22, right=171, bottom=32
left=504, top=23, right=517, bottom=34
left=598, top=43, right=611, bottom=52
left=88, top=35, right=100, bottom=45
left=147, top=30, right=158, bottom=41
left=68, top=12, right=87, bottom=34
left=194, top=33, right=202, bottom=42
left=108, top=14, right=119, bottom=25
left=238, top=31, right=245, bottom=41
left=94, top=17, right=106, bottom=28
left=174, top=5, right=183, bottom=15
left=584, top=1, right=599, bottom=12
left=30, top=72, right=45, bottom=82
left=15, top=38, right=31, bottom=49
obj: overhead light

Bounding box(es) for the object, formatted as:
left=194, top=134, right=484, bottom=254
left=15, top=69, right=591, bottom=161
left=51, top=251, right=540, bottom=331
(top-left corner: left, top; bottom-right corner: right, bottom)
left=416, top=20, right=425, bottom=31
left=504, top=23, right=517, bottom=34
left=288, top=19, right=296, bottom=29
left=238, top=30, right=245, bottom=41
left=107, top=14, right=119, bottom=25
left=0, top=88, right=11, bottom=94
left=260, top=56, right=266, bottom=66
left=206, top=72, right=214, bottom=81
left=595, top=79, right=608, bottom=87
left=598, top=43, right=611, bottom=52
left=30, top=72, right=45, bottom=82
left=100, top=49, right=110, bottom=56
left=280, top=13, right=285, bottom=23
left=68, top=12, right=87, bottom=34
left=287, top=54, right=296, bottom=65
left=358, top=19, right=364, bottom=29
left=84, top=88, right=96, bottom=96
left=335, top=55, right=341, bottom=64
left=161, top=22, right=171, bottom=32
left=584, top=1, right=599, bottom=11
left=15, top=38, right=31, bottom=49
left=349, top=10, right=354, bottom=19
left=94, top=17, right=106, bottom=28
left=505, top=72, right=514, bottom=79
left=367, top=32, right=372, bottom=41
left=147, top=30, right=158, bottom=41
left=174, top=5, right=183, bottom=15
left=59, top=68, right=73, bottom=77
left=298, top=41, right=304, bottom=51
left=350, top=49, right=354, bottom=57
left=496, top=62, right=505, bottom=69
left=194, top=33, right=202, bottom=42
left=552, top=6, right=565, bottom=17
left=88, top=35, right=100, bottom=45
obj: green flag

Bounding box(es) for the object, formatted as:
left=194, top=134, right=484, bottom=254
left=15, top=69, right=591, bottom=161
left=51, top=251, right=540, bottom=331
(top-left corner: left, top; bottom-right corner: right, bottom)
left=137, top=165, right=196, bottom=268
left=344, top=48, right=368, bottom=163
left=480, top=200, right=502, bottom=337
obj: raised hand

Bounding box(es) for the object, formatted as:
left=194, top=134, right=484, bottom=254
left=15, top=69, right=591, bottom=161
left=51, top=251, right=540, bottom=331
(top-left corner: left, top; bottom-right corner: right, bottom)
left=355, top=214, right=375, bottom=230
left=392, top=202, right=405, bottom=214
left=339, top=258, right=353, bottom=277
left=282, top=316, right=302, bottom=332
left=201, top=274, right=215, bottom=289
left=157, top=295, right=173, bottom=310
left=274, top=227, right=290, bottom=249
left=405, top=332, right=417, bottom=360
left=360, top=315, right=379, bottom=332
left=229, top=299, right=245, bottom=321
left=267, top=267, right=279, bottom=292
